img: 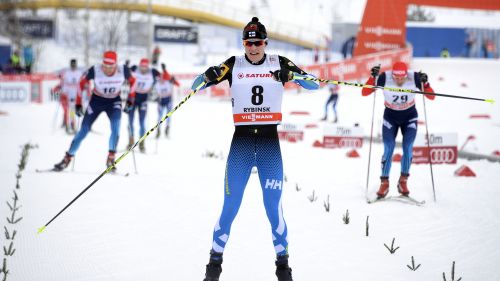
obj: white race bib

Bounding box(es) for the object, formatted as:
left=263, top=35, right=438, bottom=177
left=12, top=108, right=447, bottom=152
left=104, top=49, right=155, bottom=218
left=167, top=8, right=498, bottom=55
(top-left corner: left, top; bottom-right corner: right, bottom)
left=133, top=69, right=155, bottom=94
left=231, top=54, right=284, bottom=125
left=60, top=68, right=84, bottom=99
left=383, top=70, right=418, bottom=110
left=93, top=65, right=126, bottom=98
left=156, top=80, right=173, bottom=98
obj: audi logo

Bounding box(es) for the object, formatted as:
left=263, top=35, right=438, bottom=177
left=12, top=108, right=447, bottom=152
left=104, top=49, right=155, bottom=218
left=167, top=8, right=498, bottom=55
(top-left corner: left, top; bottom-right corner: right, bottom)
left=0, top=87, right=28, bottom=102
left=430, top=148, right=456, bottom=163
left=339, top=138, right=362, bottom=148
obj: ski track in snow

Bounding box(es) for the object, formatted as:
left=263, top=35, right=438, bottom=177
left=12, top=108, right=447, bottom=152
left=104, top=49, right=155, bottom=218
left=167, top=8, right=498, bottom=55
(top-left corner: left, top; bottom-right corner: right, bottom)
left=1, top=58, right=500, bottom=281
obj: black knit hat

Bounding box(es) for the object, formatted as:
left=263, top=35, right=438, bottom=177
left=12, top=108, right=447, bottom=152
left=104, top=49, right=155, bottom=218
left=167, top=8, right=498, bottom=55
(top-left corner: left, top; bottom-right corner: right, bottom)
left=242, top=17, right=267, bottom=40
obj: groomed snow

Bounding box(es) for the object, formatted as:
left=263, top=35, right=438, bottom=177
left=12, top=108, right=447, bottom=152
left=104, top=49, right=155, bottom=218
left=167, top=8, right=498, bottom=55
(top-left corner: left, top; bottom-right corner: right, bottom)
left=0, top=58, right=499, bottom=281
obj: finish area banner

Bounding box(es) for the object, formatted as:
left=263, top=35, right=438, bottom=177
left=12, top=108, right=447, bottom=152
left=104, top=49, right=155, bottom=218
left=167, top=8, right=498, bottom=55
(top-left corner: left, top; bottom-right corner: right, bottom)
left=354, top=0, right=500, bottom=56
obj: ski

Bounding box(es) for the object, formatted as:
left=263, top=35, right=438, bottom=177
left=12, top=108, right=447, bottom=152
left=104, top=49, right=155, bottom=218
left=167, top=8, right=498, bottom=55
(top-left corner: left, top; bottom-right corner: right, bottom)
left=36, top=168, right=130, bottom=177
left=367, top=195, right=426, bottom=206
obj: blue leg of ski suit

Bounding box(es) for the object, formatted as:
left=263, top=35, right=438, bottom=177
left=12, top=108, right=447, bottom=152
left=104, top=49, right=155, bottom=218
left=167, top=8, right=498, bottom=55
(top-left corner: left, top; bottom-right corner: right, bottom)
left=211, top=125, right=288, bottom=256
left=157, top=97, right=172, bottom=128
left=324, top=94, right=339, bottom=118
left=68, top=95, right=121, bottom=155
left=381, top=106, right=418, bottom=177
left=128, top=93, right=148, bottom=137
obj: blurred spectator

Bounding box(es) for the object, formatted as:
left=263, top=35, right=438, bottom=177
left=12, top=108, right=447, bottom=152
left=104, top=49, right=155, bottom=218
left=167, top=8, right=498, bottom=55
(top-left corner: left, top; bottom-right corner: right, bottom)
left=313, top=47, right=319, bottom=63
left=10, top=50, right=22, bottom=73
left=440, top=47, right=450, bottom=58
left=341, top=36, right=356, bottom=59
left=486, top=39, right=495, bottom=58
left=23, top=45, right=34, bottom=73
left=324, top=51, right=330, bottom=63
left=464, top=33, right=475, bottom=58
left=152, top=46, right=161, bottom=66
left=481, top=38, right=495, bottom=58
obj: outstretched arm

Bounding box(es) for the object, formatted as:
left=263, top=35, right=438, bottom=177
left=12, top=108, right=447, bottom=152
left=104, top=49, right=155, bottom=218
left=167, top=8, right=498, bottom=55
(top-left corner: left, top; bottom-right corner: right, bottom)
left=278, top=56, right=319, bottom=90
left=191, top=56, right=235, bottom=91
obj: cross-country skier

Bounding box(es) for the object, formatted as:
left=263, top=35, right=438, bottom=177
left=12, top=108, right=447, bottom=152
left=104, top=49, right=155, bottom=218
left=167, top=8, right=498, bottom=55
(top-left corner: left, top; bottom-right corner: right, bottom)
left=126, top=58, right=161, bottom=152
left=362, top=62, right=434, bottom=198
left=155, top=63, right=179, bottom=138
left=58, top=59, right=85, bottom=134
left=320, top=82, right=340, bottom=122
left=191, top=17, right=319, bottom=281
left=53, top=51, right=136, bottom=171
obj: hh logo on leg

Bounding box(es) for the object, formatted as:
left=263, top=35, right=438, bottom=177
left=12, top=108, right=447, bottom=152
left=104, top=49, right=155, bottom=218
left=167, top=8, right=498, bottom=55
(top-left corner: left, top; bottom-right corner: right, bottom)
left=265, top=179, right=282, bottom=190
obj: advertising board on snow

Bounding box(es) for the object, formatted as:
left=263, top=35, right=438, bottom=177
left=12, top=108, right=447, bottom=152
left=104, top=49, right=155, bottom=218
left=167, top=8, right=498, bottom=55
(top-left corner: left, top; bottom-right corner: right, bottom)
left=278, top=123, right=304, bottom=142
left=0, top=81, right=31, bottom=103
left=0, top=74, right=59, bottom=103
left=412, top=133, right=458, bottom=164
left=323, top=124, right=364, bottom=148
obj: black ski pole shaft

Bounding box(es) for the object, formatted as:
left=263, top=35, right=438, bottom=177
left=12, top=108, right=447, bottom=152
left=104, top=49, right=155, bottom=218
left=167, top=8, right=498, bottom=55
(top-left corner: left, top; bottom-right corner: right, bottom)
left=128, top=124, right=138, bottom=174
left=38, top=82, right=206, bottom=234
left=365, top=88, right=377, bottom=197
left=421, top=83, right=437, bottom=202
left=292, top=75, right=495, bottom=104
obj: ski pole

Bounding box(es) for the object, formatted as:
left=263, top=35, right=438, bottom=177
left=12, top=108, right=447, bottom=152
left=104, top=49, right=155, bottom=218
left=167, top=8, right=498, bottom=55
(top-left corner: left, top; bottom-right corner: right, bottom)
left=365, top=88, right=377, bottom=198
left=292, top=74, right=495, bottom=104
left=128, top=124, right=138, bottom=174
left=51, top=99, right=60, bottom=133
left=421, top=82, right=437, bottom=202
left=37, top=82, right=206, bottom=234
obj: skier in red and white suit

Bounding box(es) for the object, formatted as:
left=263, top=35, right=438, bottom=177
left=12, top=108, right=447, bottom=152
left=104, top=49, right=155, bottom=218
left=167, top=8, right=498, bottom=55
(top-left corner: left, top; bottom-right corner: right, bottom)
left=59, top=59, right=85, bottom=133
left=362, top=62, right=435, bottom=198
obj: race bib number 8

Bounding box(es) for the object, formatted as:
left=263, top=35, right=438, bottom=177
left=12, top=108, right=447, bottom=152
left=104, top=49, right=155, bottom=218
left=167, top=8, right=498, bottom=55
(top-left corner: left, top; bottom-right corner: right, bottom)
left=251, top=85, right=264, bottom=105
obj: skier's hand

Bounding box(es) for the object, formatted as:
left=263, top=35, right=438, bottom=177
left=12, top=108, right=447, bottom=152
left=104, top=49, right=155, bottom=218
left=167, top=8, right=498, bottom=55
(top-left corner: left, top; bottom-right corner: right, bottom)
left=370, top=65, right=381, bottom=77
left=203, top=66, right=222, bottom=83
left=419, top=72, right=428, bottom=84
left=161, top=63, right=166, bottom=71
left=75, top=104, right=84, bottom=117
left=123, top=99, right=134, bottom=113
left=270, top=69, right=292, bottom=82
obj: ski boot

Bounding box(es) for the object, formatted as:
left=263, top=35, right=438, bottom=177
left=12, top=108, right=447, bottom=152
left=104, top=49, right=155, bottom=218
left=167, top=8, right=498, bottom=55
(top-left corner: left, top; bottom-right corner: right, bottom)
left=139, top=141, right=146, bottom=153
left=203, top=250, right=223, bottom=281
left=65, top=124, right=72, bottom=135
left=53, top=152, right=73, bottom=171
left=106, top=151, right=117, bottom=173
left=333, top=116, right=338, bottom=123
left=397, top=173, right=410, bottom=196
left=165, top=125, right=170, bottom=138
left=275, top=254, right=293, bottom=281
left=320, top=115, right=327, bottom=121
left=376, top=177, right=390, bottom=199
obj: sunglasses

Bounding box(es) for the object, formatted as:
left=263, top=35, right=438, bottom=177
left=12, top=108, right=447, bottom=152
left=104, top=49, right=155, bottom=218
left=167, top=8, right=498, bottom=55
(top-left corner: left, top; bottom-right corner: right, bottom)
left=244, top=40, right=266, bottom=47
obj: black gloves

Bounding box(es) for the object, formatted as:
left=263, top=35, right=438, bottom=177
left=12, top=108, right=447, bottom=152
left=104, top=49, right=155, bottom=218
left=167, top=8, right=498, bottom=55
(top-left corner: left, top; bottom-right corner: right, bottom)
left=123, top=99, right=134, bottom=113
left=419, top=72, right=428, bottom=84
left=270, top=69, right=292, bottom=83
left=75, top=104, right=83, bottom=117
left=203, top=66, right=222, bottom=83
left=161, top=63, right=166, bottom=71
left=370, top=65, right=381, bottom=77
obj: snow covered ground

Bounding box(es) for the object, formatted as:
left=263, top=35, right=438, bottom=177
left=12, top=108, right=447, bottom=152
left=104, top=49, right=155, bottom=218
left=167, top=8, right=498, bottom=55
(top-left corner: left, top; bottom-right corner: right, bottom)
left=1, top=58, right=500, bottom=281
